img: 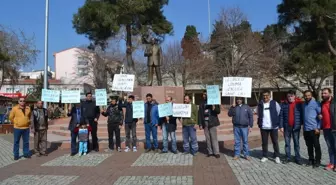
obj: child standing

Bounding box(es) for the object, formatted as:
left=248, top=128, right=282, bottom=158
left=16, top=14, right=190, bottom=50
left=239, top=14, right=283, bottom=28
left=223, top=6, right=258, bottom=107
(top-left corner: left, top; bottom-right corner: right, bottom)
left=74, top=124, right=91, bottom=156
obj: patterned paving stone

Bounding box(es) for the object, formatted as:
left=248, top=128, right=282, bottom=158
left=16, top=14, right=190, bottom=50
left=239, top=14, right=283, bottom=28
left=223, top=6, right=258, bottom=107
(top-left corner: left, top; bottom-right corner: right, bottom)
left=113, top=176, right=193, bottom=185
left=42, top=153, right=111, bottom=167
left=131, top=153, right=193, bottom=166
left=0, top=137, right=24, bottom=169
left=225, top=137, right=336, bottom=185
left=0, top=175, right=78, bottom=185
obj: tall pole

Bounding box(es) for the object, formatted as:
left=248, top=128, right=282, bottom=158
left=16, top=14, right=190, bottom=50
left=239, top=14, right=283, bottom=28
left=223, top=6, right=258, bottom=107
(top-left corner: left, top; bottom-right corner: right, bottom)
left=43, top=0, right=49, bottom=108
left=208, top=0, right=211, bottom=35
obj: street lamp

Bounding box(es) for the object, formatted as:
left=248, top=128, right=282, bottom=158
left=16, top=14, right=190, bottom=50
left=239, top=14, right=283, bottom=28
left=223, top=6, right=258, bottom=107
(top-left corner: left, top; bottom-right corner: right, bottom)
left=43, top=0, right=49, bottom=108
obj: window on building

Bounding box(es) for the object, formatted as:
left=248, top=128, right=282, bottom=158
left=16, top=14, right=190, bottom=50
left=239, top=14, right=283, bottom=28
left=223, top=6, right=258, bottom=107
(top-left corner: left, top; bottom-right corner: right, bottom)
left=78, top=57, right=89, bottom=66
left=5, top=88, right=14, bottom=93
left=27, top=88, right=34, bottom=93
left=324, top=79, right=333, bottom=87
left=78, top=68, right=88, bottom=77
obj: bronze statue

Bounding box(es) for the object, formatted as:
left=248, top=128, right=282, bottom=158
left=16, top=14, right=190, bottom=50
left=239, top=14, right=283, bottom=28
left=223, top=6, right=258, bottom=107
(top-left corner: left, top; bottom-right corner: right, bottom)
left=144, top=38, right=162, bottom=86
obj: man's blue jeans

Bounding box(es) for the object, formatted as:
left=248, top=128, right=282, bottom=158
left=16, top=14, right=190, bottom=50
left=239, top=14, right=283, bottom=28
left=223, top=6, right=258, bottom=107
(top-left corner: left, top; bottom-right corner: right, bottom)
left=284, top=127, right=301, bottom=161
left=13, top=128, right=30, bottom=158
left=144, top=123, right=158, bottom=149
left=182, top=125, right=198, bottom=154
left=70, top=131, right=78, bottom=154
left=323, top=129, right=336, bottom=165
left=233, top=127, right=249, bottom=157
left=162, top=123, right=177, bottom=152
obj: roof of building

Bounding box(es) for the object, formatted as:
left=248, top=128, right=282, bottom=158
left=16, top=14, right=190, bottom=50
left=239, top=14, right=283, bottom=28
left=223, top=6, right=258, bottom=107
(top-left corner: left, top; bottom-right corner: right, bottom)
left=2, top=79, right=62, bottom=85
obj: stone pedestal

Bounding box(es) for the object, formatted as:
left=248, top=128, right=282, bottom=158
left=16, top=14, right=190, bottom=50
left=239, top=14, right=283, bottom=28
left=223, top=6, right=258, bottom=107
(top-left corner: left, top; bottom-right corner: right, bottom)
left=132, top=86, right=184, bottom=103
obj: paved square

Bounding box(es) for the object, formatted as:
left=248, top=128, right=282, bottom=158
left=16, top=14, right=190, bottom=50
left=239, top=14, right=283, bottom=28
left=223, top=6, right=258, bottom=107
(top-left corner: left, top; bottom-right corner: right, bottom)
left=113, top=176, right=193, bottom=185
left=0, top=175, right=78, bottom=185
left=132, top=153, right=193, bottom=166
left=42, top=153, right=111, bottom=166
left=225, top=137, right=336, bottom=185
left=0, top=137, right=24, bottom=169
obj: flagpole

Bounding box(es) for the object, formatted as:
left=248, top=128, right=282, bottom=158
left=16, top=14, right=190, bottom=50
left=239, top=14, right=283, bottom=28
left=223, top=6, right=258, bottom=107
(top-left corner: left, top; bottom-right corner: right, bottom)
left=43, top=0, right=49, bottom=108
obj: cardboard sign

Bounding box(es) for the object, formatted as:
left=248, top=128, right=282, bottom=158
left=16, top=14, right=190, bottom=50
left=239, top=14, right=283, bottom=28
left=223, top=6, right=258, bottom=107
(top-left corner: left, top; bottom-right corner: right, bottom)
left=206, top=85, right=221, bottom=105
left=95, top=89, right=107, bottom=106
left=112, top=74, right=135, bottom=92
left=132, top=101, right=144, bottom=118
left=41, top=89, right=60, bottom=103
left=158, top=102, right=173, bottom=117
left=222, top=77, right=252, bottom=98
left=173, top=103, right=191, bottom=118
left=61, top=90, right=80, bottom=103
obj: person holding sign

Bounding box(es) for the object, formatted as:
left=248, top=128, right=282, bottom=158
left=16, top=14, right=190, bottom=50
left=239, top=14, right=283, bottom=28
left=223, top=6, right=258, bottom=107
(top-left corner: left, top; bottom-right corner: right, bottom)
left=101, top=96, right=123, bottom=152
left=144, top=93, right=160, bottom=153
left=82, top=92, right=100, bottom=152
left=257, top=90, right=281, bottom=164
left=121, top=95, right=138, bottom=152
left=181, top=95, right=199, bottom=156
left=159, top=96, right=178, bottom=154
left=198, top=91, right=221, bottom=158
left=67, top=103, right=82, bottom=156
left=228, top=97, right=254, bottom=161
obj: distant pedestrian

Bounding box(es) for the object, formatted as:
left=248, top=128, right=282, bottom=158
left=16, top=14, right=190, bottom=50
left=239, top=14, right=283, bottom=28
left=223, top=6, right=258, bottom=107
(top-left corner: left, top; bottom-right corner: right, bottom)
left=279, top=90, right=303, bottom=165
left=9, top=97, right=32, bottom=160
left=122, top=95, right=138, bottom=152
left=81, top=92, right=100, bottom=152
left=199, top=91, right=221, bottom=158
left=319, top=88, right=335, bottom=170
left=159, top=96, right=178, bottom=154
left=101, top=96, right=123, bottom=152
left=74, top=123, right=92, bottom=156
left=303, top=90, right=321, bottom=168
left=257, top=90, right=281, bottom=164
left=144, top=94, right=160, bottom=153
left=31, top=101, right=49, bottom=157
left=228, top=97, right=253, bottom=160
left=181, top=95, right=199, bottom=156
left=67, top=103, right=82, bottom=156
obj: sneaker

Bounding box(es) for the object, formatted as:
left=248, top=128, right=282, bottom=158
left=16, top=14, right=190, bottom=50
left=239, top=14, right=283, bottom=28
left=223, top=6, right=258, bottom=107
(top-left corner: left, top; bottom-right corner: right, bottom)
left=124, top=147, right=130, bottom=152
left=79, top=153, right=82, bottom=156
left=215, top=154, right=220, bottom=159
left=233, top=156, right=240, bottom=160
left=83, top=153, right=87, bottom=156
left=306, top=160, right=314, bottom=167
left=245, top=156, right=251, bottom=161
left=133, top=146, right=137, bottom=152
left=172, top=151, right=178, bottom=154
left=117, top=147, right=122, bottom=152
left=313, top=162, right=321, bottom=168
left=14, top=157, right=19, bottom=161
left=325, top=163, right=334, bottom=171
left=275, top=157, right=281, bottom=164
left=295, top=160, right=303, bottom=165
left=260, top=157, right=268, bottom=163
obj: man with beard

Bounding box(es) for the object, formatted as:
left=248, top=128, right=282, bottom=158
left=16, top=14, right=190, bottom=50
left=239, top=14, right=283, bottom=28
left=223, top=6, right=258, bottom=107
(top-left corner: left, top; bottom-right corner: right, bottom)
left=279, top=90, right=303, bottom=165
left=320, top=88, right=336, bottom=171
left=303, top=90, right=321, bottom=168
left=82, top=92, right=100, bottom=152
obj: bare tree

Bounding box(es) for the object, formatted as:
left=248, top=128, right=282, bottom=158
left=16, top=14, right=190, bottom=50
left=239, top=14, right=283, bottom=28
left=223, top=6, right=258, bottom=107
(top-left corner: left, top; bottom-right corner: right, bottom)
left=0, top=25, right=38, bottom=89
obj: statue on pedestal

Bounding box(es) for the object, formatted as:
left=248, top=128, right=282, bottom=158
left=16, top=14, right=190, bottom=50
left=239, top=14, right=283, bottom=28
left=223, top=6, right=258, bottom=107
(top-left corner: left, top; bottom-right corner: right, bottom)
left=144, top=38, right=162, bottom=86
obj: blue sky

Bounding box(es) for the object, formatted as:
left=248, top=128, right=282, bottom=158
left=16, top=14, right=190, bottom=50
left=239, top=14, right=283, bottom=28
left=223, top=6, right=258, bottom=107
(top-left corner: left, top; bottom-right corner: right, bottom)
left=0, top=0, right=281, bottom=71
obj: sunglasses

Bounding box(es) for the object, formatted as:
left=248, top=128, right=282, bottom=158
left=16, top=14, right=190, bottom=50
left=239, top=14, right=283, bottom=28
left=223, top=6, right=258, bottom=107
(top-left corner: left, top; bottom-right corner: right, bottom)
left=19, top=100, right=25, bottom=102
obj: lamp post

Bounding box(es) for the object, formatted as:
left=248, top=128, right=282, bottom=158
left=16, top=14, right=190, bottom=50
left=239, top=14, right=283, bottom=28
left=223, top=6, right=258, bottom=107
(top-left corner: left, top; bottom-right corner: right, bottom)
left=43, top=0, right=49, bottom=108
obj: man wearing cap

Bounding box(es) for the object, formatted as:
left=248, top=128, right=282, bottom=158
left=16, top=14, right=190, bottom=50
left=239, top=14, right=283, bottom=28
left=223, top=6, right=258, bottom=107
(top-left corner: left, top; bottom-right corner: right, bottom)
left=228, top=97, right=254, bottom=160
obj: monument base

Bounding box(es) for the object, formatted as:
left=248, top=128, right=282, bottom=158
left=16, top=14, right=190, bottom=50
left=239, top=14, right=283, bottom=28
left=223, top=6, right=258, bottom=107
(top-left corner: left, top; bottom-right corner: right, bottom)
left=132, top=86, right=184, bottom=103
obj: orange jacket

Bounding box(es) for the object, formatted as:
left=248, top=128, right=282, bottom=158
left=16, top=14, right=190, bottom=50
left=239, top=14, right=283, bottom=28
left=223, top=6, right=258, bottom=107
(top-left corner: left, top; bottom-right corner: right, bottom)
left=9, top=105, right=31, bottom=129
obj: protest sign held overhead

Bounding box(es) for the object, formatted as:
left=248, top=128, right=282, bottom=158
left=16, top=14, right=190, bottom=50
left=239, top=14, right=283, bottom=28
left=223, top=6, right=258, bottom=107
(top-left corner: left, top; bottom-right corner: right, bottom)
left=222, top=77, right=252, bottom=98
left=41, top=89, right=60, bottom=103
left=61, top=90, right=80, bottom=103
left=95, top=89, right=107, bottom=106
left=206, top=85, right=221, bottom=105
left=112, top=74, right=135, bottom=92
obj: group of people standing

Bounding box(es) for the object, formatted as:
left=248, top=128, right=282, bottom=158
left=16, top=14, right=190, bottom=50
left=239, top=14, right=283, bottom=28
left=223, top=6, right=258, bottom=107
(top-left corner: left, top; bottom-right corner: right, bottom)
left=230, top=88, right=336, bottom=171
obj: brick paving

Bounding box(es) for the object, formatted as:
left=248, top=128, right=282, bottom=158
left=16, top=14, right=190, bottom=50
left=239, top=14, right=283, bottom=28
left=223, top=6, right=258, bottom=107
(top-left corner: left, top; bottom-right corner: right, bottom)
left=42, top=153, right=111, bottom=167
left=0, top=175, right=78, bottom=185
left=224, top=137, right=336, bottom=185
left=0, top=137, right=24, bottom=169
left=132, top=153, right=193, bottom=166
left=113, top=176, right=193, bottom=185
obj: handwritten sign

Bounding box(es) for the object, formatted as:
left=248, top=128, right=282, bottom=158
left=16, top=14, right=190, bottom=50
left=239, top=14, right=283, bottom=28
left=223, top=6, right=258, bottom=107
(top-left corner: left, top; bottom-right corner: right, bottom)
left=61, top=90, right=80, bottom=103
left=222, top=77, right=252, bottom=98
left=112, top=74, right=135, bottom=92
left=95, top=89, right=107, bottom=106
left=132, top=101, right=144, bottom=118
left=173, top=104, right=191, bottom=118
left=158, top=102, right=173, bottom=117
left=41, top=89, right=60, bottom=103
left=207, top=85, right=221, bottom=105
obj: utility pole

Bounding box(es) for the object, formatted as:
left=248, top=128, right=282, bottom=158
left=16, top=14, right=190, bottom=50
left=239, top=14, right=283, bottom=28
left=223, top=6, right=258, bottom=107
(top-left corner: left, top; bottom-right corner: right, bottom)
left=43, top=0, right=49, bottom=108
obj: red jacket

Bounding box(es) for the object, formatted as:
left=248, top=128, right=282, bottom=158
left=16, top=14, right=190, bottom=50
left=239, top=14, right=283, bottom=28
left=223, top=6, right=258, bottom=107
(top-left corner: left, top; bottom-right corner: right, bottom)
left=74, top=125, right=92, bottom=133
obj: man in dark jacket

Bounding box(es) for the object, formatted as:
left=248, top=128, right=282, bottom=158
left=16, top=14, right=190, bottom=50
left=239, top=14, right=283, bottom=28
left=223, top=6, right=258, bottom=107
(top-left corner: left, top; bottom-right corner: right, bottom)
left=279, top=90, right=303, bottom=165
left=81, top=92, right=100, bottom=152
left=228, top=97, right=253, bottom=160
left=198, top=91, right=221, bottom=158
left=122, top=95, right=138, bottom=152
left=159, top=96, right=177, bottom=154
left=144, top=93, right=159, bottom=153
left=257, top=90, right=281, bottom=164
left=67, top=103, right=81, bottom=156
left=101, top=96, right=123, bottom=152
left=31, top=101, right=48, bottom=157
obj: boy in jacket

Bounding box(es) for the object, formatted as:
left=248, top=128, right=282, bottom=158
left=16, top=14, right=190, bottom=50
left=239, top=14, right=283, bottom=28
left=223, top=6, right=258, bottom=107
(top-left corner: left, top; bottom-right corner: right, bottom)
left=279, top=90, right=303, bottom=165
left=228, top=97, right=253, bottom=160
left=101, top=96, right=123, bottom=152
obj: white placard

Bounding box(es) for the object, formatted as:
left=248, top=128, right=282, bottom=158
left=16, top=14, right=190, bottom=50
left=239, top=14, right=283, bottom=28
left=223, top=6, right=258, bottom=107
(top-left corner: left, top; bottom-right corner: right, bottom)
left=95, top=89, right=107, bottom=106
left=222, top=77, right=252, bottom=98
left=41, top=89, right=60, bottom=103
left=61, top=90, right=80, bottom=103
left=112, top=74, right=135, bottom=92
left=173, top=103, right=191, bottom=118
